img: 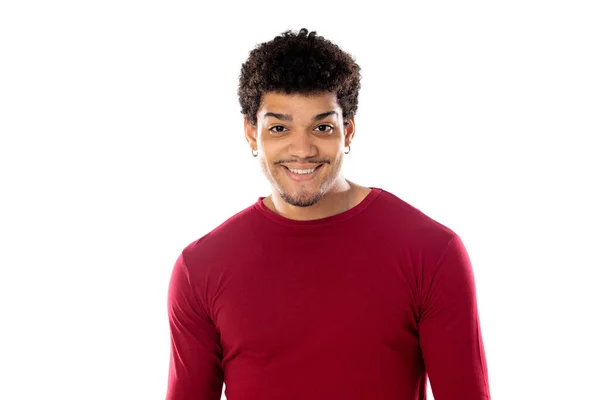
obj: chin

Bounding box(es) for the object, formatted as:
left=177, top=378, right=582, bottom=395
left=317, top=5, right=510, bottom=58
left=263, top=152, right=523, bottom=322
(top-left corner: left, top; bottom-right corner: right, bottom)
left=280, top=189, right=325, bottom=208
left=265, top=163, right=335, bottom=204
left=282, top=183, right=330, bottom=208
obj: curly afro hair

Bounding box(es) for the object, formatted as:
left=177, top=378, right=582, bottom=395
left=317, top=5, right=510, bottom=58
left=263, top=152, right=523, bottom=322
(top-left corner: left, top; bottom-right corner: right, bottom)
left=238, top=28, right=362, bottom=127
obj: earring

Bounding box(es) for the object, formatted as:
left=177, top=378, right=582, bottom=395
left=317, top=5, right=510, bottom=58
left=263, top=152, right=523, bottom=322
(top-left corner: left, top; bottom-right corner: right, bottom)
left=344, top=145, right=351, bottom=154
left=252, top=149, right=258, bottom=157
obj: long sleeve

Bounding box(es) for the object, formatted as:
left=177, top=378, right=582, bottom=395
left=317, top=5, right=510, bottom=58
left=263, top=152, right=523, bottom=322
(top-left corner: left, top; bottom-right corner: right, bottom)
left=166, top=253, right=224, bottom=400
left=418, top=234, right=490, bottom=399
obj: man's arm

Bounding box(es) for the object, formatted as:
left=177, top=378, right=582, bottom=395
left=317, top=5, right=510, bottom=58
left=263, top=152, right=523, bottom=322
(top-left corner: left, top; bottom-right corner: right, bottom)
left=418, top=234, right=490, bottom=399
left=166, top=253, right=224, bottom=400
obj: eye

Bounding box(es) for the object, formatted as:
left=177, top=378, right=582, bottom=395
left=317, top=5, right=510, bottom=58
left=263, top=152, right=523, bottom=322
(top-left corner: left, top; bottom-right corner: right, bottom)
left=315, top=124, right=334, bottom=133
left=269, top=125, right=288, bottom=134
left=268, top=125, right=334, bottom=134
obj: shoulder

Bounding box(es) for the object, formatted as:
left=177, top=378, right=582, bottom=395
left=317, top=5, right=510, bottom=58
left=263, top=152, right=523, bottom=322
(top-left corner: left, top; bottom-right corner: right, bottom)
left=367, top=189, right=458, bottom=263
left=378, top=189, right=455, bottom=236
left=179, top=202, right=260, bottom=274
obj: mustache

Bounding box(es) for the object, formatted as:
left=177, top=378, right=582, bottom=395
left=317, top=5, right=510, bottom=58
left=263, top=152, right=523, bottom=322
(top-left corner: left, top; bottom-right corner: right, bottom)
left=276, top=160, right=329, bottom=165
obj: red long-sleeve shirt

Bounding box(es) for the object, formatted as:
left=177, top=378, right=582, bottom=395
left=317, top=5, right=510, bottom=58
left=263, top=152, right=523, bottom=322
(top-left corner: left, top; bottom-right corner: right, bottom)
left=166, top=187, right=490, bottom=399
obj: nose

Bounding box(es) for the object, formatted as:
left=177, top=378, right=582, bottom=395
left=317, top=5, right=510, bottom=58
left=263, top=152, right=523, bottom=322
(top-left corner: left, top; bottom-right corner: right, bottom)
left=288, top=131, right=318, bottom=159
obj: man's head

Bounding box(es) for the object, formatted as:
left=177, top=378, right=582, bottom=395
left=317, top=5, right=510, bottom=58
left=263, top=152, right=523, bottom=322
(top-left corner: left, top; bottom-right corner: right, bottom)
left=239, top=28, right=362, bottom=208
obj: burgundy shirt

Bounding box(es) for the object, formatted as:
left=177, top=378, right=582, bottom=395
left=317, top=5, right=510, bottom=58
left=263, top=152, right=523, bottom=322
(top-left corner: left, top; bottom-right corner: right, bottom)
left=166, top=187, right=490, bottom=399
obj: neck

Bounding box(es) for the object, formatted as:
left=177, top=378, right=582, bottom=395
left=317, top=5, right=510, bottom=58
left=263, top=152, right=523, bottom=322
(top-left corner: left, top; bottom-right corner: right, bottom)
left=264, top=178, right=359, bottom=221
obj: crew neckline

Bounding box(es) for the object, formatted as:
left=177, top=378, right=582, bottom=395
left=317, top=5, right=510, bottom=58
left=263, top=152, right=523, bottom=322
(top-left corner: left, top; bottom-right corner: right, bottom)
left=254, top=187, right=383, bottom=227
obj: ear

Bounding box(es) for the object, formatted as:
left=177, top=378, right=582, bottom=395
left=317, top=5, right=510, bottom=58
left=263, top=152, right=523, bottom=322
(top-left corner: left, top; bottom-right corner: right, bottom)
left=343, top=117, right=355, bottom=147
left=244, top=117, right=258, bottom=150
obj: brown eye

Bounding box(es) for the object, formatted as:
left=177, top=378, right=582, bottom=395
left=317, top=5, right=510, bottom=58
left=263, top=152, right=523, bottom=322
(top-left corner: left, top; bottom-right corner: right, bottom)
left=269, top=126, right=287, bottom=133
left=315, top=125, right=334, bottom=132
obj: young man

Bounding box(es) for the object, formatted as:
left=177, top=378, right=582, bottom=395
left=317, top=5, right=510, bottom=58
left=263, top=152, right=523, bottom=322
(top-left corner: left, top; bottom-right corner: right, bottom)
left=166, top=28, right=490, bottom=400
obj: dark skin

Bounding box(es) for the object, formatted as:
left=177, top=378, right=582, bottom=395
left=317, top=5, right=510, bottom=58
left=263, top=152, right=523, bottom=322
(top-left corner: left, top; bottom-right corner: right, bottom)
left=244, top=91, right=372, bottom=221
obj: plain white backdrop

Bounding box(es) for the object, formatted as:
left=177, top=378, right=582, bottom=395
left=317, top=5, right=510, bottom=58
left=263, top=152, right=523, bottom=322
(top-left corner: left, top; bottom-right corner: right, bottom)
left=1, top=1, right=598, bottom=399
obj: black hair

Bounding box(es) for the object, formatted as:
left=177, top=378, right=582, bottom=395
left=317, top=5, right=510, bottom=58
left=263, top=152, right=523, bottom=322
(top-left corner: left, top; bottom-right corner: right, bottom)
left=238, top=28, right=361, bottom=126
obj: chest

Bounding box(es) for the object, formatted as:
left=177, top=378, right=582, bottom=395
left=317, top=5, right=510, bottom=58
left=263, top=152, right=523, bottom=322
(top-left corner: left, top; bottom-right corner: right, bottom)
left=212, top=244, right=419, bottom=366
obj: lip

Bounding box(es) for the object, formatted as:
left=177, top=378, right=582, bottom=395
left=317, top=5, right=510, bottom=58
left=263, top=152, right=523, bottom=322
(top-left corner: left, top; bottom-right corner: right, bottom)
left=280, top=164, right=323, bottom=182
left=282, top=164, right=323, bottom=170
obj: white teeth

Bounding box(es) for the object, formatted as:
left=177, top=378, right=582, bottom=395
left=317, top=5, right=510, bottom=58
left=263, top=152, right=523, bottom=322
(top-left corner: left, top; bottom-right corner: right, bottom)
left=288, top=166, right=319, bottom=174
left=289, top=168, right=316, bottom=174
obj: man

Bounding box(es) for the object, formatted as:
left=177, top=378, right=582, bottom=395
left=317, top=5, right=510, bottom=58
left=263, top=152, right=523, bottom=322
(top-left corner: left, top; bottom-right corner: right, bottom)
left=166, top=28, right=490, bottom=399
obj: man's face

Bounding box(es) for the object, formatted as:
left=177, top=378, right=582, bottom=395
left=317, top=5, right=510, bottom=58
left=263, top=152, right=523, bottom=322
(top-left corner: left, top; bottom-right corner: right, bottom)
left=245, top=91, right=354, bottom=208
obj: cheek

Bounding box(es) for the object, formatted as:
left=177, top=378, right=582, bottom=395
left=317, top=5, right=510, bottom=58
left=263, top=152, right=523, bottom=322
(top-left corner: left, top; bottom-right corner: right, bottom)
left=265, top=161, right=284, bottom=177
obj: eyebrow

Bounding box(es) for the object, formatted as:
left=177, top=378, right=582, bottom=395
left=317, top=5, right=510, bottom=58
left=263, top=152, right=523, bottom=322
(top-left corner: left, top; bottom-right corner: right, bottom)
left=263, top=110, right=338, bottom=122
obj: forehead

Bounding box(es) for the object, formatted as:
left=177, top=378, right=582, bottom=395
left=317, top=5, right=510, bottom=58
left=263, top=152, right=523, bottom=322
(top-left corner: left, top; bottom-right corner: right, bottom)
left=258, top=92, right=341, bottom=117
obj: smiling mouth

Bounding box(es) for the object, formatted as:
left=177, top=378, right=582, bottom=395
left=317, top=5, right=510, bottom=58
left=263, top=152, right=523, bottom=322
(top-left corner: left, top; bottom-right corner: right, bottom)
left=284, top=164, right=323, bottom=173
left=280, top=164, right=324, bottom=180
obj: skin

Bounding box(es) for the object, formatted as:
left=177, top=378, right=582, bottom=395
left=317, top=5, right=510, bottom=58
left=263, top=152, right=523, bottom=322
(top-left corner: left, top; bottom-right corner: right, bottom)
left=244, top=91, right=372, bottom=221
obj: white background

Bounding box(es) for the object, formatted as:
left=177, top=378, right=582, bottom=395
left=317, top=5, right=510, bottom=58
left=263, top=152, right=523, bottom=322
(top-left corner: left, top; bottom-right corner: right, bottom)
left=1, top=1, right=599, bottom=399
